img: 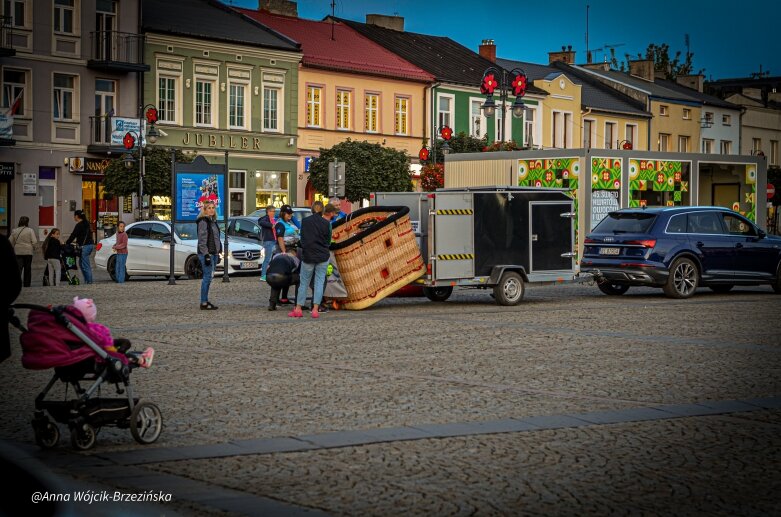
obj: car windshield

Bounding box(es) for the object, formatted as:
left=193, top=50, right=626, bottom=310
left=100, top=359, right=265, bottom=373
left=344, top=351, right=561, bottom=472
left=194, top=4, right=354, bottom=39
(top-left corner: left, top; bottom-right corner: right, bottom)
left=174, top=223, right=198, bottom=240
left=594, top=212, right=657, bottom=234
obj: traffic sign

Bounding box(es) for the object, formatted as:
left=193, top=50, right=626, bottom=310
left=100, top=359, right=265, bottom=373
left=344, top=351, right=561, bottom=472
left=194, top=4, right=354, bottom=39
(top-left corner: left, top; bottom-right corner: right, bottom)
left=328, top=160, right=346, bottom=198
left=768, top=183, right=776, bottom=200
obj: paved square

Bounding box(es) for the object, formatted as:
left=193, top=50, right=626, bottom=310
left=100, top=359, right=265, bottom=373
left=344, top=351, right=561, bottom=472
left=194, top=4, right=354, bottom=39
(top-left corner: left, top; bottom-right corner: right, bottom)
left=1, top=271, right=779, bottom=515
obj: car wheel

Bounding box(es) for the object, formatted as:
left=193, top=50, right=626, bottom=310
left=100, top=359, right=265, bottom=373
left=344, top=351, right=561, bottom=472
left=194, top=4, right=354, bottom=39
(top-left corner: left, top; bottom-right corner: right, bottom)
left=107, top=255, right=129, bottom=283
left=597, top=282, right=630, bottom=296
left=185, top=255, right=202, bottom=279
left=423, top=286, right=453, bottom=302
left=493, top=271, right=525, bottom=306
left=773, top=263, right=781, bottom=293
left=708, top=284, right=734, bottom=294
left=663, top=257, right=699, bottom=299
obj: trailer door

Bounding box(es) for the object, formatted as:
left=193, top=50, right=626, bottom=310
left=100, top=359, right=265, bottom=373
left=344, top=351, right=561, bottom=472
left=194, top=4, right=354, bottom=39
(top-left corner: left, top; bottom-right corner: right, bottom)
left=529, top=201, right=574, bottom=272
left=433, top=192, right=474, bottom=280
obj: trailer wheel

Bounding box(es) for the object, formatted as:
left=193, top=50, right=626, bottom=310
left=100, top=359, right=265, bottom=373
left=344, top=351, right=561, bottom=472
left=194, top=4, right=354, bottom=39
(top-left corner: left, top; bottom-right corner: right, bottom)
left=597, top=282, right=630, bottom=296
left=423, top=286, right=453, bottom=302
left=493, top=272, right=525, bottom=306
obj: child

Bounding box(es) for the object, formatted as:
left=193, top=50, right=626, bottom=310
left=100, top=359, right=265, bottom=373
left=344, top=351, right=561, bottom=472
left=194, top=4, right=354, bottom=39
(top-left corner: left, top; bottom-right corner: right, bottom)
left=265, top=247, right=300, bottom=311
left=71, top=297, right=155, bottom=368
left=42, top=229, right=62, bottom=286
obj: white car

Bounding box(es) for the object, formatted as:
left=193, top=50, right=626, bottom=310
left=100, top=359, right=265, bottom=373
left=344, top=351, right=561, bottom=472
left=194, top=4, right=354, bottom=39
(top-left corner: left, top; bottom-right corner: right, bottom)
left=95, top=221, right=262, bottom=281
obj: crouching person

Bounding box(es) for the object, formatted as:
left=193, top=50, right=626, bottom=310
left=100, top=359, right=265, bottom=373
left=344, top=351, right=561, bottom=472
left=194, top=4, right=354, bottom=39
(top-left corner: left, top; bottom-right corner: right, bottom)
left=266, top=245, right=300, bottom=311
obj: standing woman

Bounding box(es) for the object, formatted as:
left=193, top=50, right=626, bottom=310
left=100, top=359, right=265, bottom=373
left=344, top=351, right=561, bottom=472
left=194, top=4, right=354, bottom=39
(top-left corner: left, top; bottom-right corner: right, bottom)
left=65, top=210, right=95, bottom=284
left=196, top=200, right=221, bottom=310
left=9, top=216, right=38, bottom=287
left=112, top=221, right=128, bottom=283
left=42, top=228, right=62, bottom=286
left=274, top=205, right=300, bottom=254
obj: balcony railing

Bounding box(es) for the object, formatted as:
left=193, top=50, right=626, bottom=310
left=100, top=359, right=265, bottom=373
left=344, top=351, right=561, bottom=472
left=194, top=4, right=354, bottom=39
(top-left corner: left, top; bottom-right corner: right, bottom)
left=0, top=16, right=15, bottom=57
left=87, top=31, right=149, bottom=72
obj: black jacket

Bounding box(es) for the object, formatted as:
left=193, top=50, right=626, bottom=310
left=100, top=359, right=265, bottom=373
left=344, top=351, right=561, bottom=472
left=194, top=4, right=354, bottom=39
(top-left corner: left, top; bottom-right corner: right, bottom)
left=257, top=215, right=276, bottom=242
left=44, top=238, right=62, bottom=260
left=66, top=219, right=93, bottom=246
left=300, top=213, right=331, bottom=264
left=196, top=216, right=222, bottom=255
left=1, top=233, right=21, bottom=363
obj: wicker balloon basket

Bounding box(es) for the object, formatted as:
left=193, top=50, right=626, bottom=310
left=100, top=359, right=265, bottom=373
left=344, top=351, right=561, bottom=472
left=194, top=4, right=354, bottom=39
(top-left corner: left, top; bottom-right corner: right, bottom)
left=329, top=206, right=425, bottom=310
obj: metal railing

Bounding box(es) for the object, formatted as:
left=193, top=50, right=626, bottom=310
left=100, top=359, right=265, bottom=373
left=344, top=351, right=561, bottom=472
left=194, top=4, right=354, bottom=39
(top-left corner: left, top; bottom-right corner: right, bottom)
left=89, top=115, right=112, bottom=145
left=1, top=16, right=13, bottom=52
left=89, top=30, right=144, bottom=64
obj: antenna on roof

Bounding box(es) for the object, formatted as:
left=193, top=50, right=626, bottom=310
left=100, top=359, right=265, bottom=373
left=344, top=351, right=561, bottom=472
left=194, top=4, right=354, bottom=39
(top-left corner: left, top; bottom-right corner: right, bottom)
left=585, top=4, right=590, bottom=63
left=331, top=0, right=336, bottom=41
left=684, top=33, right=690, bottom=56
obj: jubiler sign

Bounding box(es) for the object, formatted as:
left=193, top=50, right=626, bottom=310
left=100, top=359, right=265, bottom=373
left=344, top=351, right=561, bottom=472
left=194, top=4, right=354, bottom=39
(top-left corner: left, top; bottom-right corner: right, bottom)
left=182, top=132, right=262, bottom=150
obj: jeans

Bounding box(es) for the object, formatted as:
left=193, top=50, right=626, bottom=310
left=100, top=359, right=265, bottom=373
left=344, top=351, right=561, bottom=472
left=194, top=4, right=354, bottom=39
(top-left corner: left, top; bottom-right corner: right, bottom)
left=296, top=260, right=329, bottom=307
left=16, top=255, right=32, bottom=287
left=47, top=258, right=60, bottom=286
left=80, top=244, right=94, bottom=284
left=198, top=253, right=217, bottom=304
left=260, top=241, right=276, bottom=277
left=115, top=254, right=127, bottom=283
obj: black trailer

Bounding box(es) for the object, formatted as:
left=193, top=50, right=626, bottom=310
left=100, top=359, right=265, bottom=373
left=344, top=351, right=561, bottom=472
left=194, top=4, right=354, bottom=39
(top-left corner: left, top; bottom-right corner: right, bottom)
left=372, top=187, right=586, bottom=305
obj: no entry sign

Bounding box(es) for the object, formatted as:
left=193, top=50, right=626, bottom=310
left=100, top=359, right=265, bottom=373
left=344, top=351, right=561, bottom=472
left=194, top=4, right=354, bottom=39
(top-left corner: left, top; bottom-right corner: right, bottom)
left=768, top=183, right=776, bottom=199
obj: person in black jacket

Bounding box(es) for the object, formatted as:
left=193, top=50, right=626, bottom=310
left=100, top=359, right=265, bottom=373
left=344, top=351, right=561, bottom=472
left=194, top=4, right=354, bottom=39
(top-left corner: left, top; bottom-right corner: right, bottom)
left=65, top=210, right=95, bottom=284
left=289, top=203, right=336, bottom=319
left=257, top=205, right=277, bottom=281
left=196, top=200, right=222, bottom=310
left=42, top=228, right=62, bottom=286
left=1, top=233, right=22, bottom=363
left=266, top=246, right=300, bottom=311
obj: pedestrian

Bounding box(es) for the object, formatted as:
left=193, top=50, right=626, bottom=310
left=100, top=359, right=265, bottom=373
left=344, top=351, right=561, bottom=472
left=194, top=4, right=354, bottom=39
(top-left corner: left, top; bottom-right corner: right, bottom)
left=112, top=221, right=128, bottom=283
left=266, top=246, right=300, bottom=311
left=9, top=216, right=38, bottom=287
left=65, top=210, right=95, bottom=284
left=311, top=200, right=324, bottom=216
left=289, top=203, right=336, bottom=319
left=1, top=232, right=22, bottom=363
left=257, top=205, right=277, bottom=281
left=196, top=200, right=221, bottom=310
left=274, top=205, right=300, bottom=254
left=42, top=228, right=62, bottom=287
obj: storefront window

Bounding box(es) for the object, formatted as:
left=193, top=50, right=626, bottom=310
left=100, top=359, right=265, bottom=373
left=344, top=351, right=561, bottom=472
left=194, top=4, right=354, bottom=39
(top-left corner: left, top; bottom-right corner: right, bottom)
left=255, top=171, right=289, bottom=209
left=151, top=196, right=171, bottom=221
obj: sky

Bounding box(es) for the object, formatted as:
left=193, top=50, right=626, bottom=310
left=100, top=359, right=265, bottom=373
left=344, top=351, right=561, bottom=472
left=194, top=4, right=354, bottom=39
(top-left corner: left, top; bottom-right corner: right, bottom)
left=226, top=0, right=779, bottom=80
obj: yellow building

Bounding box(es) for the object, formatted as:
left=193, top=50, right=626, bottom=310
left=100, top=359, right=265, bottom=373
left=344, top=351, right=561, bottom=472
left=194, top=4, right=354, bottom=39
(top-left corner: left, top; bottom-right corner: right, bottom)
left=497, top=58, right=651, bottom=151
left=240, top=8, right=434, bottom=206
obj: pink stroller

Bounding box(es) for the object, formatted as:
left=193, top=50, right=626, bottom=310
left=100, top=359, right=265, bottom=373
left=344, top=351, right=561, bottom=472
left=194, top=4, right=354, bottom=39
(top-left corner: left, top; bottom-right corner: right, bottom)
left=9, top=303, right=162, bottom=450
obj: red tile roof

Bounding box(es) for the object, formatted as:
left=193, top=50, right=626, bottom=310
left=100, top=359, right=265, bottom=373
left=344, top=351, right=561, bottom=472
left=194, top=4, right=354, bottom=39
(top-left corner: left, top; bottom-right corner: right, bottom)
left=236, top=9, right=434, bottom=83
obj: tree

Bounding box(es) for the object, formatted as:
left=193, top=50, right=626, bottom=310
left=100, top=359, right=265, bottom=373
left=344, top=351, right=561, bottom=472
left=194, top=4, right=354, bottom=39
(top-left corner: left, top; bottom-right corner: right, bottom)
left=431, top=131, right=487, bottom=163
left=610, top=43, right=703, bottom=79
left=104, top=147, right=193, bottom=198
left=309, top=139, right=412, bottom=202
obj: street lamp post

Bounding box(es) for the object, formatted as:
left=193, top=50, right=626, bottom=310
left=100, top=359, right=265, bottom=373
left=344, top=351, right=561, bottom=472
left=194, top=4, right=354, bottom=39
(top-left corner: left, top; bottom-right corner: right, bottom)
left=479, top=67, right=528, bottom=144
left=121, top=104, right=159, bottom=220
left=418, top=125, right=453, bottom=164
left=617, top=140, right=633, bottom=150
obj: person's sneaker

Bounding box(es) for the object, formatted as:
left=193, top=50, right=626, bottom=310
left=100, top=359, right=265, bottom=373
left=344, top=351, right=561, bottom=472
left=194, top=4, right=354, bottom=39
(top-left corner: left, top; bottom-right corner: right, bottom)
left=278, top=298, right=292, bottom=305
left=139, top=347, right=155, bottom=368
left=287, top=307, right=303, bottom=318
left=318, top=304, right=329, bottom=313
left=311, top=308, right=320, bottom=319
left=260, top=275, right=266, bottom=282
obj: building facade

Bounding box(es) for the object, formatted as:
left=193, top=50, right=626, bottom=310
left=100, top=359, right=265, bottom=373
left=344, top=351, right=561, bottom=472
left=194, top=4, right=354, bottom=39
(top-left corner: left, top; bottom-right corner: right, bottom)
left=141, top=0, right=302, bottom=217
left=1, top=0, right=145, bottom=238
left=239, top=8, right=433, bottom=206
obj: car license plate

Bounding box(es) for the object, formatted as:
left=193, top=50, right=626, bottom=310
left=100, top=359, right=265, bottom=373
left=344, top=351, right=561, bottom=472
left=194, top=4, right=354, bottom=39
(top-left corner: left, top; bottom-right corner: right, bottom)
left=240, top=261, right=258, bottom=269
left=599, top=247, right=620, bottom=255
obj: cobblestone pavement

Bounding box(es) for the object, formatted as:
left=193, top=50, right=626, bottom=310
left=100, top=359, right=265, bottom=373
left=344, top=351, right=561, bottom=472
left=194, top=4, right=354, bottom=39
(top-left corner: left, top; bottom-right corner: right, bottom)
left=1, top=269, right=780, bottom=515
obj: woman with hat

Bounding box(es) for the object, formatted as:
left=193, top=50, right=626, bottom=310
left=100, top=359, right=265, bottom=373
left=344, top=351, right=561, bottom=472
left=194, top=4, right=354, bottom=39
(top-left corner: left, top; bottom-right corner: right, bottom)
left=274, top=204, right=300, bottom=254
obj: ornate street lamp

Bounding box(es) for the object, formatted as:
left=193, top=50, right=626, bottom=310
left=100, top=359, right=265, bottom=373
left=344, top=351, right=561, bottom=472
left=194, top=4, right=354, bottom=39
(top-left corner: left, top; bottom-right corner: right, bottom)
left=618, top=140, right=633, bottom=150
left=120, top=105, right=159, bottom=219
left=480, top=67, right=528, bottom=143
left=418, top=125, right=453, bottom=164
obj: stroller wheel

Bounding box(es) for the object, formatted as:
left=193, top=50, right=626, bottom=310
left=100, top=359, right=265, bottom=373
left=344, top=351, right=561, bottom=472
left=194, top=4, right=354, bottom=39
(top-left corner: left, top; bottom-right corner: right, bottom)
left=33, top=418, right=60, bottom=449
left=70, top=422, right=97, bottom=451
left=130, top=401, right=163, bottom=445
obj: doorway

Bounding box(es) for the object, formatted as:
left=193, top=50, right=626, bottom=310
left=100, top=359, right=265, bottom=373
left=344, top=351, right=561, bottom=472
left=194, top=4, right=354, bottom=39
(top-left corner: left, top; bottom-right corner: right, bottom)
left=94, top=79, right=116, bottom=144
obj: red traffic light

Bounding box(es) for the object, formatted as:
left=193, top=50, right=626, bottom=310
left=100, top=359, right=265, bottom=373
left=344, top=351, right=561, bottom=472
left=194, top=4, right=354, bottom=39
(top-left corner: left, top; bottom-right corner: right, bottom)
left=123, top=132, right=136, bottom=150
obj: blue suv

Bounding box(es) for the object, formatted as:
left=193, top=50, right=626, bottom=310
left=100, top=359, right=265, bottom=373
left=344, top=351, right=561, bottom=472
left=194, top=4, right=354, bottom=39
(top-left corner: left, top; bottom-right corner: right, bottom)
left=581, top=207, right=781, bottom=298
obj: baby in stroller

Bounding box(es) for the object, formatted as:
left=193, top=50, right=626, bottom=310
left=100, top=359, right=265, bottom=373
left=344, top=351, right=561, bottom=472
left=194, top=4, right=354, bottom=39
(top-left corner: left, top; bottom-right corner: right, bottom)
left=71, top=297, right=154, bottom=368
left=12, top=298, right=162, bottom=450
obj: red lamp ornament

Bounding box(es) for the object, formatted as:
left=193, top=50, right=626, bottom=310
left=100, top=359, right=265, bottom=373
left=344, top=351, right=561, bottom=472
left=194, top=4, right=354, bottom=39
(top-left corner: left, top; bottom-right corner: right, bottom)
left=511, top=74, right=527, bottom=97
left=480, top=73, right=497, bottom=95
left=123, top=132, right=136, bottom=150
left=145, top=107, right=158, bottom=124
left=440, top=126, right=453, bottom=141
left=621, top=140, right=633, bottom=150
left=418, top=146, right=430, bottom=162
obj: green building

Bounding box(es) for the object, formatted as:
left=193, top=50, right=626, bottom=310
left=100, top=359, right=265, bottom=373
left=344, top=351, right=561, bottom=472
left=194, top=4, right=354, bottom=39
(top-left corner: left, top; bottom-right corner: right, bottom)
left=142, top=0, right=302, bottom=216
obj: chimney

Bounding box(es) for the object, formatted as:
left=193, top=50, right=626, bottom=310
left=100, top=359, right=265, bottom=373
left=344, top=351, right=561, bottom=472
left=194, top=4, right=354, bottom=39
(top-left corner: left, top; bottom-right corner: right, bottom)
left=366, top=14, right=404, bottom=31
left=479, top=39, right=496, bottom=63
left=548, top=45, right=576, bottom=65
left=582, top=62, right=610, bottom=72
left=258, top=0, right=297, bottom=16
left=676, top=74, right=704, bottom=93
left=629, top=59, right=654, bottom=82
